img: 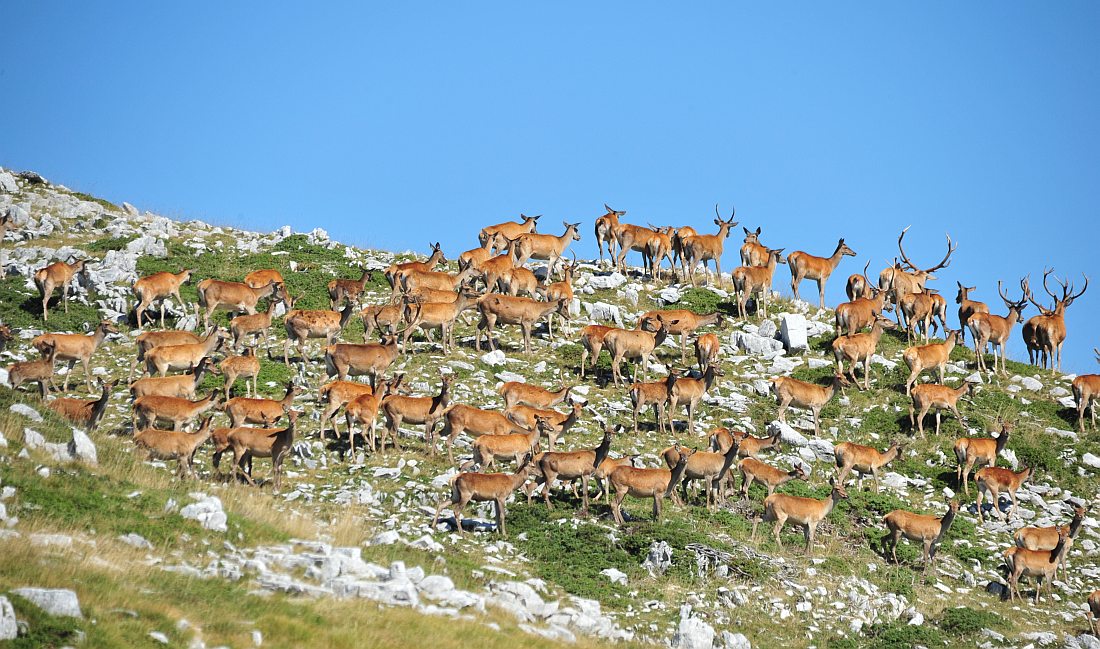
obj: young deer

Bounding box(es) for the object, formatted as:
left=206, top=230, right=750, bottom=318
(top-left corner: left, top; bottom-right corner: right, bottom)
left=1014, top=504, right=1087, bottom=585
left=225, top=381, right=301, bottom=428
left=243, top=269, right=285, bottom=290
left=130, top=357, right=219, bottom=400
left=711, top=428, right=781, bottom=459
left=401, top=292, right=479, bottom=354
left=283, top=302, right=358, bottom=366
left=323, top=334, right=401, bottom=388
left=1003, top=528, right=1071, bottom=603
left=47, top=379, right=116, bottom=432
left=629, top=374, right=675, bottom=435
left=694, top=333, right=721, bottom=372
left=668, top=365, right=722, bottom=433
left=594, top=204, right=625, bottom=267
left=328, top=268, right=374, bottom=309
left=498, top=377, right=571, bottom=410
left=834, top=441, right=903, bottom=492
left=132, top=392, right=222, bottom=431
left=344, top=379, right=395, bottom=454
left=144, top=329, right=228, bottom=377
left=230, top=300, right=278, bottom=352
left=35, top=258, right=90, bottom=321
left=578, top=324, right=616, bottom=380
left=969, top=281, right=1028, bottom=374
left=528, top=425, right=613, bottom=514
left=665, top=438, right=741, bottom=509
left=740, top=225, right=767, bottom=267
left=7, top=341, right=57, bottom=397
left=955, top=282, right=989, bottom=347
left=541, top=253, right=576, bottom=337
left=680, top=205, right=738, bottom=287
left=604, top=318, right=675, bottom=385
left=380, top=375, right=451, bottom=454
left=468, top=416, right=546, bottom=471
left=834, top=263, right=890, bottom=336
left=432, top=453, right=537, bottom=538
left=227, top=410, right=301, bottom=491
left=439, top=404, right=535, bottom=463
left=133, top=269, right=193, bottom=328
left=881, top=500, right=959, bottom=571
left=133, top=415, right=215, bottom=479
left=752, top=478, right=848, bottom=553
left=474, top=295, right=567, bottom=354
left=1073, top=349, right=1100, bottom=432
left=504, top=400, right=583, bottom=452
left=902, top=328, right=962, bottom=396
left=457, top=238, right=496, bottom=274
left=954, top=420, right=1011, bottom=495
left=732, top=247, right=786, bottom=318
left=976, top=465, right=1033, bottom=522
left=609, top=446, right=695, bottom=525
left=737, top=458, right=806, bottom=502
left=639, top=309, right=724, bottom=364
left=128, top=329, right=202, bottom=381
left=910, top=379, right=972, bottom=436
left=771, top=374, right=848, bottom=436
left=196, top=279, right=283, bottom=329
left=220, top=348, right=261, bottom=398
left=832, top=314, right=896, bottom=390
left=787, top=238, right=857, bottom=308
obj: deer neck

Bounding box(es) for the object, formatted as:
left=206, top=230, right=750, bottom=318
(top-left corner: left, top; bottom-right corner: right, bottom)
left=824, top=489, right=844, bottom=515
left=193, top=363, right=211, bottom=387
left=592, top=433, right=613, bottom=470
left=703, top=366, right=718, bottom=391
left=827, top=244, right=846, bottom=269
left=942, top=335, right=957, bottom=355
left=1051, top=536, right=1069, bottom=562
left=652, top=328, right=670, bottom=347
left=883, top=445, right=900, bottom=464
left=90, top=388, right=112, bottom=426
left=994, top=429, right=1009, bottom=453
left=1069, top=512, right=1086, bottom=539
left=717, top=442, right=741, bottom=481
left=936, top=508, right=958, bottom=542
left=508, top=465, right=533, bottom=491
left=664, top=460, right=691, bottom=497
left=202, top=334, right=222, bottom=355
left=280, top=388, right=297, bottom=408
left=433, top=383, right=450, bottom=410
left=338, top=304, right=355, bottom=329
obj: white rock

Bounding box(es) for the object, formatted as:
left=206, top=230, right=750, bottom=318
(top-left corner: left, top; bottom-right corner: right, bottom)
left=150, top=631, right=170, bottom=644
left=734, top=331, right=784, bottom=355
left=672, top=605, right=715, bottom=649
left=480, top=350, right=506, bottom=366
left=758, top=319, right=778, bottom=339
left=119, top=533, right=154, bottom=549
left=12, top=588, right=82, bottom=618
left=584, top=301, right=624, bottom=326
left=768, top=420, right=807, bottom=447
left=1082, top=453, right=1100, bottom=470
left=779, top=314, right=808, bottom=351
left=1020, top=376, right=1044, bottom=392
left=722, top=631, right=752, bottom=649
left=179, top=494, right=228, bottom=532
left=9, top=404, right=42, bottom=422
left=68, top=428, right=98, bottom=465
left=599, top=568, right=628, bottom=585
left=0, top=596, right=16, bottom=640
left=588, top=272, right=627, bottom=290
left=0, top=170, right=18, bottom=193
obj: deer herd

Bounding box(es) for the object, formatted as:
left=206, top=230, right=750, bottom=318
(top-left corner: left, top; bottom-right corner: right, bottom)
left=5, top=203, right=1100, bottom=616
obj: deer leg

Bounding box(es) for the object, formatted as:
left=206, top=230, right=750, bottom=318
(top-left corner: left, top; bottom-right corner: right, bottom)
left=817, top=279, right=825, bottom=309
left=806, top=523, right=816, bottom=554
left=773, top=514, right=786, bottom=547
left=612, top=489, right=628, bottom=525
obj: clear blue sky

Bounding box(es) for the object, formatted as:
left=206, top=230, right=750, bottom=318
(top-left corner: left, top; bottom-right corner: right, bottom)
left=2, top=3, right=1098, bottom=372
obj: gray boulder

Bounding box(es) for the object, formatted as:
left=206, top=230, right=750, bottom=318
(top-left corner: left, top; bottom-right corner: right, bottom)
left=672, top=605, right=715, bottom=649
left=733, top=331, right=784, bottom=356
left=588, top=272, right=627, bottom=290
left=779, top=314, right=808, bottom=351
left=11, top=588, right=82, bottom=618
left=0, top=596, right=16, bottom=640
left=0, top=171, right=17, bottom=193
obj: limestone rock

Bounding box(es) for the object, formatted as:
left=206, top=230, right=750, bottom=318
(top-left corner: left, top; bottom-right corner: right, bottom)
left=11, top=588, right=82, bottom=618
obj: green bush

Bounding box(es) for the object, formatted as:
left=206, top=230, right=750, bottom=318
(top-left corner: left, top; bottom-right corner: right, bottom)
left=938, top=607, right=1004, bottom=636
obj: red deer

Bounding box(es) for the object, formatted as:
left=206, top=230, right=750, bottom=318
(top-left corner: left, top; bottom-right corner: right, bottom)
left=787, top=239, right=856, bottom=308
left=32, top=321, right=118, bottom=391
left=133, top=269, right=193, bottom=328
left=35, top=258, right=91, bottom=321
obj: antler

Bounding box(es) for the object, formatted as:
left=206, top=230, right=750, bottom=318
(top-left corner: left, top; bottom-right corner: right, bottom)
left=861, top=260, right=872, bottom=287
left=1040, top=268, right=1059, bottom=300
left=714, top=203, right=736, bottom=223
left=1069, top=274, right=1089, bottom=301
left=925, top=233, right=957, bottom=273
left=1021, top=275, right=1053, bottom=314
left=897, top=227, right=918, bottom=271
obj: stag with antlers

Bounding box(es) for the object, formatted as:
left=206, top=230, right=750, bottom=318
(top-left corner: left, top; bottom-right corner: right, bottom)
left=1022, top=269, right=1088, bottom=374
left=969, top=280, right=1028, bottom=375
left=881, top=227, right=957, bottom=328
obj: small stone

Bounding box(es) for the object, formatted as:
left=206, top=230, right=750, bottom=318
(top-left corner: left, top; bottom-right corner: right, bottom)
left=600, top=568, right=628, bottom=585
left=150, top=631, right=170, bottom=644
left=10, top=404, right=43, bottom=422
left=1082, top=453, right=1100, bottom=470
left=1020, top=376, right=1043, bottom=391
left=480, top=350, right=506, bottom=366
left=12, top=588, right=82, bottom=618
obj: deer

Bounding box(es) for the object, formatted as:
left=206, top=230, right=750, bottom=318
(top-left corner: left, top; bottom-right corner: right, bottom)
left=380, top=375, right=450, bottom=454
left=1003, top=528, right=1071, bottom=603
left=474, top=295, right=567, bottom=355
left=385, top=243, right=448, bottom=288
left=323, top=334, right=401, bottom=389
left=133, top=416, right=215, bottom=479
left=317, top=374, right=404, bottom=443
left=475, top=252, right=516, bottom=295
left=35, top=258, right=91, bottom=321
left=398, top=266, right=476, bottom=296
left=737, top=458, right=807, bottom=502
left=130, top=357, right=219, bottom=400
left=954, top=420, right=1012, bottom=495
left=243, top=269, right=285, bottom=289
left=710, top=428, right=782, bottom=459
left=498, top=376, right=571, bottom=411
left=344, top=379, right=396, bottom=454
left=1015, top=504, right=1088, bottom=585
left=629, top=374, right=675, bottom=435
left=670, top=225, right=699, bottom=279
left=881, top=227, right=957, bottom=322
left=668, top=365, right=722, bottom=433
left=327, top=268, right=374, bottom=309
left=594, top=204, right=626, bottom=267
left=896, top=287, right=941, bottom=344
left=609, top=446, right=695, bottom=525
left=902, top=328, right=962, bottom=396
left=787, top=238, right=857, bottom=308
left=401, top=292, right=479, bottom=354
left=226, top=410, right=301, bottom=491
left=881, top=500, right=959, bottom=572
left=643, top=225, right=675, bottom=281
left=283, top=301, right=358, bottom=366
left=834, top=441, right=904, bottom=492
left=432, top=453, right=537, bottom=538
left=592, top=454, right=639, bottom=505
left=740, top=226, right=768, bottom=267
left=835, top=263, right=890, bottom=335
left=1023, top=268, right=1088, bottom=374
left=32, top=320, right=118, bottom=391
left=771, top=374, right=848, bottom=437
left=225, top=381, right=302, bottom=428
left=439, top=404, right=536, bottom=463
left=128, top=329, right=203, bottom=381
left=457, top=238, right=496, bottom=274
left=541, top=253, right=576, bottom=337
left=480, top=214, right=540, bottom=254
left=639, top=309, right=724, bottom=364
left=360, top=301, right=404, bottom=341
left=955, top=282, right=989, bottom=347
left=527, top=424, right=614, bottom=514
left=7, top=341, right=57, bottom=397
left=1073, top=349, right=1100, bottom=433
left=47, top=379, right=116, bottom=432
left=495, top=265, right=541, bottom=298
left=680, top=204, right=738, bottom=286
left=614, top=222, right=663, bottom=278
left=504, top=400, right=583, bottom=452
left=468, top=415, right=548, bottom=471
left=832, top=313, right=896, bottom=390
left=752, top=478, right=848, bottom=553
left=976, top=465, right=1033, bottom=523
left=143, top=329, right=228, bottom=377
left=133, top=269, right=193, bottom=328
left=665, top=438, right=741, bottom=509
left=512, top=222, right=581, bottom=280
left=578, top=324, right=616, bottom=380
left=0, top=323, right=13, bottom=353
left=845, top=260, right=874, bottom=302
left=732, top=247, right=787, bottom=318
left=967, top=280, right=1029, bottom=374
left=196, top=279, right=284, bottom=329
left=1088, top=590, right=1100, bottom=638
left=220, top=348, right=260, bottom=398
left=132, top=392, right=222, bottom=431
left=230, top=300, right=278, bottom=352
left=605, top=318, right=675, bottom=385
left=909, top=380, right=972, bottom=437
left=694, top=333, right=720, bottom=372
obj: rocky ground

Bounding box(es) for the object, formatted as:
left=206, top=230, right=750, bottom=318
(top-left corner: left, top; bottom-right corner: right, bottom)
left=1, top=166, right=1099, bottom=648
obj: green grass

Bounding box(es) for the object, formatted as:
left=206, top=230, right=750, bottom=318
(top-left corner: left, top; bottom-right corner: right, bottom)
left=0, top=276, right=103, bottom=333
left=85, top=235, right=137, bottom=253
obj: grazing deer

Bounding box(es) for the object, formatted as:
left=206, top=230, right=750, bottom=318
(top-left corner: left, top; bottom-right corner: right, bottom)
left=326, top=268, right=375, bottom=309
left=680, top=204, right=738, bottom=287
left=474, top=295, right=567, bottom=354
left=133, top=269, right=193, bottom=328
left=594, top=204, right=626, bottom=267
left=481, top=214, right=540, bottom=254
left=1015, top=504, right=1087, bottom=584
left=498, top=376, right=571, bottom=411
left=605, top=318, right=675, bottom=385
left=323, top=334, right=401, bottom=388
left=787, top=238, right=856, bottom=308
left=902, top=329, right=962, bottom=396
left=133, top=392, right=222, bottom=431
left=128, top=329, right=203, bottom=381
left=226, top=410, right=301, bottom=490
left=737, top=458, right=806, bottom=502
left=976, top=465, right=1033, bottom=522
left=402, top=292, right=479, bottom=354
left=955, top=282, right=988, bottom=347
left=578, top=324, right=616, bottom=380
left=835, top=263, right=890, bottom=336
left=771, top=374, right=848, bottom=436
left=528, top=424, right=614, bottom=514
left=609, top=446, right=695, bottom=525
left=439, top=404, right=535, bottom=463
left=629, top=374, right=675, bottom=435
left=882, top=227, right=957, bottom=328
left=909, top=381, right=971, bottom=437
left=969, top=280, right=1028, bottom=374
left=225, top=381, right=302, bottom=428
left=196, top=279, right=283, bottom=329
left=954, top=420, right=1011, bottom=495
left=639, top=309, right=724, bottom=364
left=881, top=500, right=959, bottom=572
left=740, top=226, right=768, bottom=267
left=32, top=320, right=118, bottom=391
left=541, top=253, right=576, bottom=337
left=35, top=258, right=91, bottom=321
left=1003, top=528, right=1070, bottom=603
left=665, top=438, right=740, bottom=509
left=694, top=333, right=721, bottom=372
left=7, top=341, right=57, bottom=397
left=732, top=247, right=787, bottom=318
left=512, top=221, right=581, bottom=280
left=243, top=269, right=285, bottom=289
left=432, top=453, right=537, bottom=538
left=380, top=375, right=451, bottom=454
left=47, top=379, right=116, bottom=432
left=752, top=478, right=848, bottom=553
left=668, top=365, right=722, bottom=433
left=833, top=313, right=896, bottom=390
left=133, top=416, right=215, bottom=479
left=834, top=441, right=903, bottom=492
left=283, top=301, right=358, bottom=366
left=230, top=300, right=278, bottom=352
left=144, top=329, right=228, bottom=377
left=130, top=357, right=219, bottom=400
left=220, top=348, right=260, bottom=398
left=1073, top=349, right=1100, bottom=433
left=1023, top=268, right=1088, bottom=374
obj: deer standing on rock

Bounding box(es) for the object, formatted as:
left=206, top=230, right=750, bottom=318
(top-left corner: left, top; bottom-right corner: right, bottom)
left=787, top=239, right=856, bottom=308
left=680, top=204, right=738, bottom=287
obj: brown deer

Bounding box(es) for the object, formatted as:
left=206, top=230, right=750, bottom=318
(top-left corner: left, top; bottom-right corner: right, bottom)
left=318, top=378, right=389, bottom=442
left=344, top=379, right=395, bottom=454
left=835, top=263, right=890, bottom=336
left=737, top=458, right=806, bottom=502
left=832, top=313, right=896, bottom=390
left=1022, top=268, right=1088, bottom=374
left=1003, top=528, right=1070, bottom=603
left=35, top=258, right=91, bottom=321
left=771, top=374, right=848, bottom=436
left=474, top=295, right=567, bottom=354
left=7, top=341, right=57, bottom=396
left=881, top=500, right=959, bottom=572
left=1087, top=590, right=1100, bottom=638
left=954, top=420, right=1012, bottom=495
left=594, top=204, right=626, bottom=267
left=504, top=400, right=583, bottom=452
left=226, top=410, right=300, bottom=490
left=32, top=320, right=118, bottom=391
left=496, top=265, right=541, bottom=298
left=528, top=425, right=614, bottom=514
left=680, top=204, right=738, bottom=286
left=897, top=288, right=939, bottom=344
left=225, top=381, right=302, bottom=428
left=468, top=415, right=548, bottom=471
left=665, top=438, right=741, bottom=509
left=481, top=214, right=540, bottom=254
left=787, top=238, right=856, bottom=308
left=578, top=324, right=616, bottom=380
left=694, top=333, right=721, bottom=372
left=604, top=318, right=675, bottom=385
left=128, top=329, right=202, bottom=381
left=47, top=379, right=116, bottom=432
left=609, top=446, right=695, bottom=525
left=740, top=226, right=768, bottom=267
left=541, top=253, right=576, bottom=337
left=401, top=292, right=479, bottom=354
left=143, top=329, right=228, bottom=377
left=639, top=309, right=724, bottom=364
left=902, top=328, right=962, bottom=395
left=643, top=225, right=675, bottom=281
left=882, top=227, right=956, bottom=327
left=439, top=404, right=535, bottom=463
left=323, top=334, right=401, bottom=388
left=498, top=376, right=571, bottom=410
left=1072, top=349, right=1100, bottom=432
left=220, top=348, right=261, bottom=398
left=629, top=374, right=675, bottom=435
left=969, top=280, right=1028, bottom=374
left=512, top=222, right=581, bottom=280
left=909, top=381, right=971, bottom=437
left=457, top=238, right=496, bottom=274
left=955, top=282, right=988, bottom=347
left=976, top=465, right=1033, bottom=522
left=328, top=268, right=374, bottom=309
left=432, top=453, right=536, bottom=538
left=133, top=415, right=215, bottom=479
left=671, top=225, right=699, bottom=279
left=614, top=222, right=663, bottom=278
left=243, top=269, right=285, bottom=289
left=129, top=357, right=219, bottom=400
left=668, top=365, right=722, bottom=433
left=398, top=266, right=475, bottom=296
left=845, top=261, right=874, bottom=302
left=380, top=375, right=451, bottom=454
left=710, top=428, right=782, bottom=459
left=384, top=243, right=447, bottom=289
left=732, top=247, right=787, bottom=318
left=133, top=269, right=193, bottom=328
left=230, top=300, right=278, bottom=352
left=283, top=301, right=358, bottom=366
left=834, top=441, right=903, bottom=492
left=1015, top=504, right=1087, bottom=585
left=132, top=392, right=221, bottom=431
left=196, top=279, right=284, bottom=329
left=752, top=478, right=848, bottom=553
left=360, top=301, right=404, bottom=341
